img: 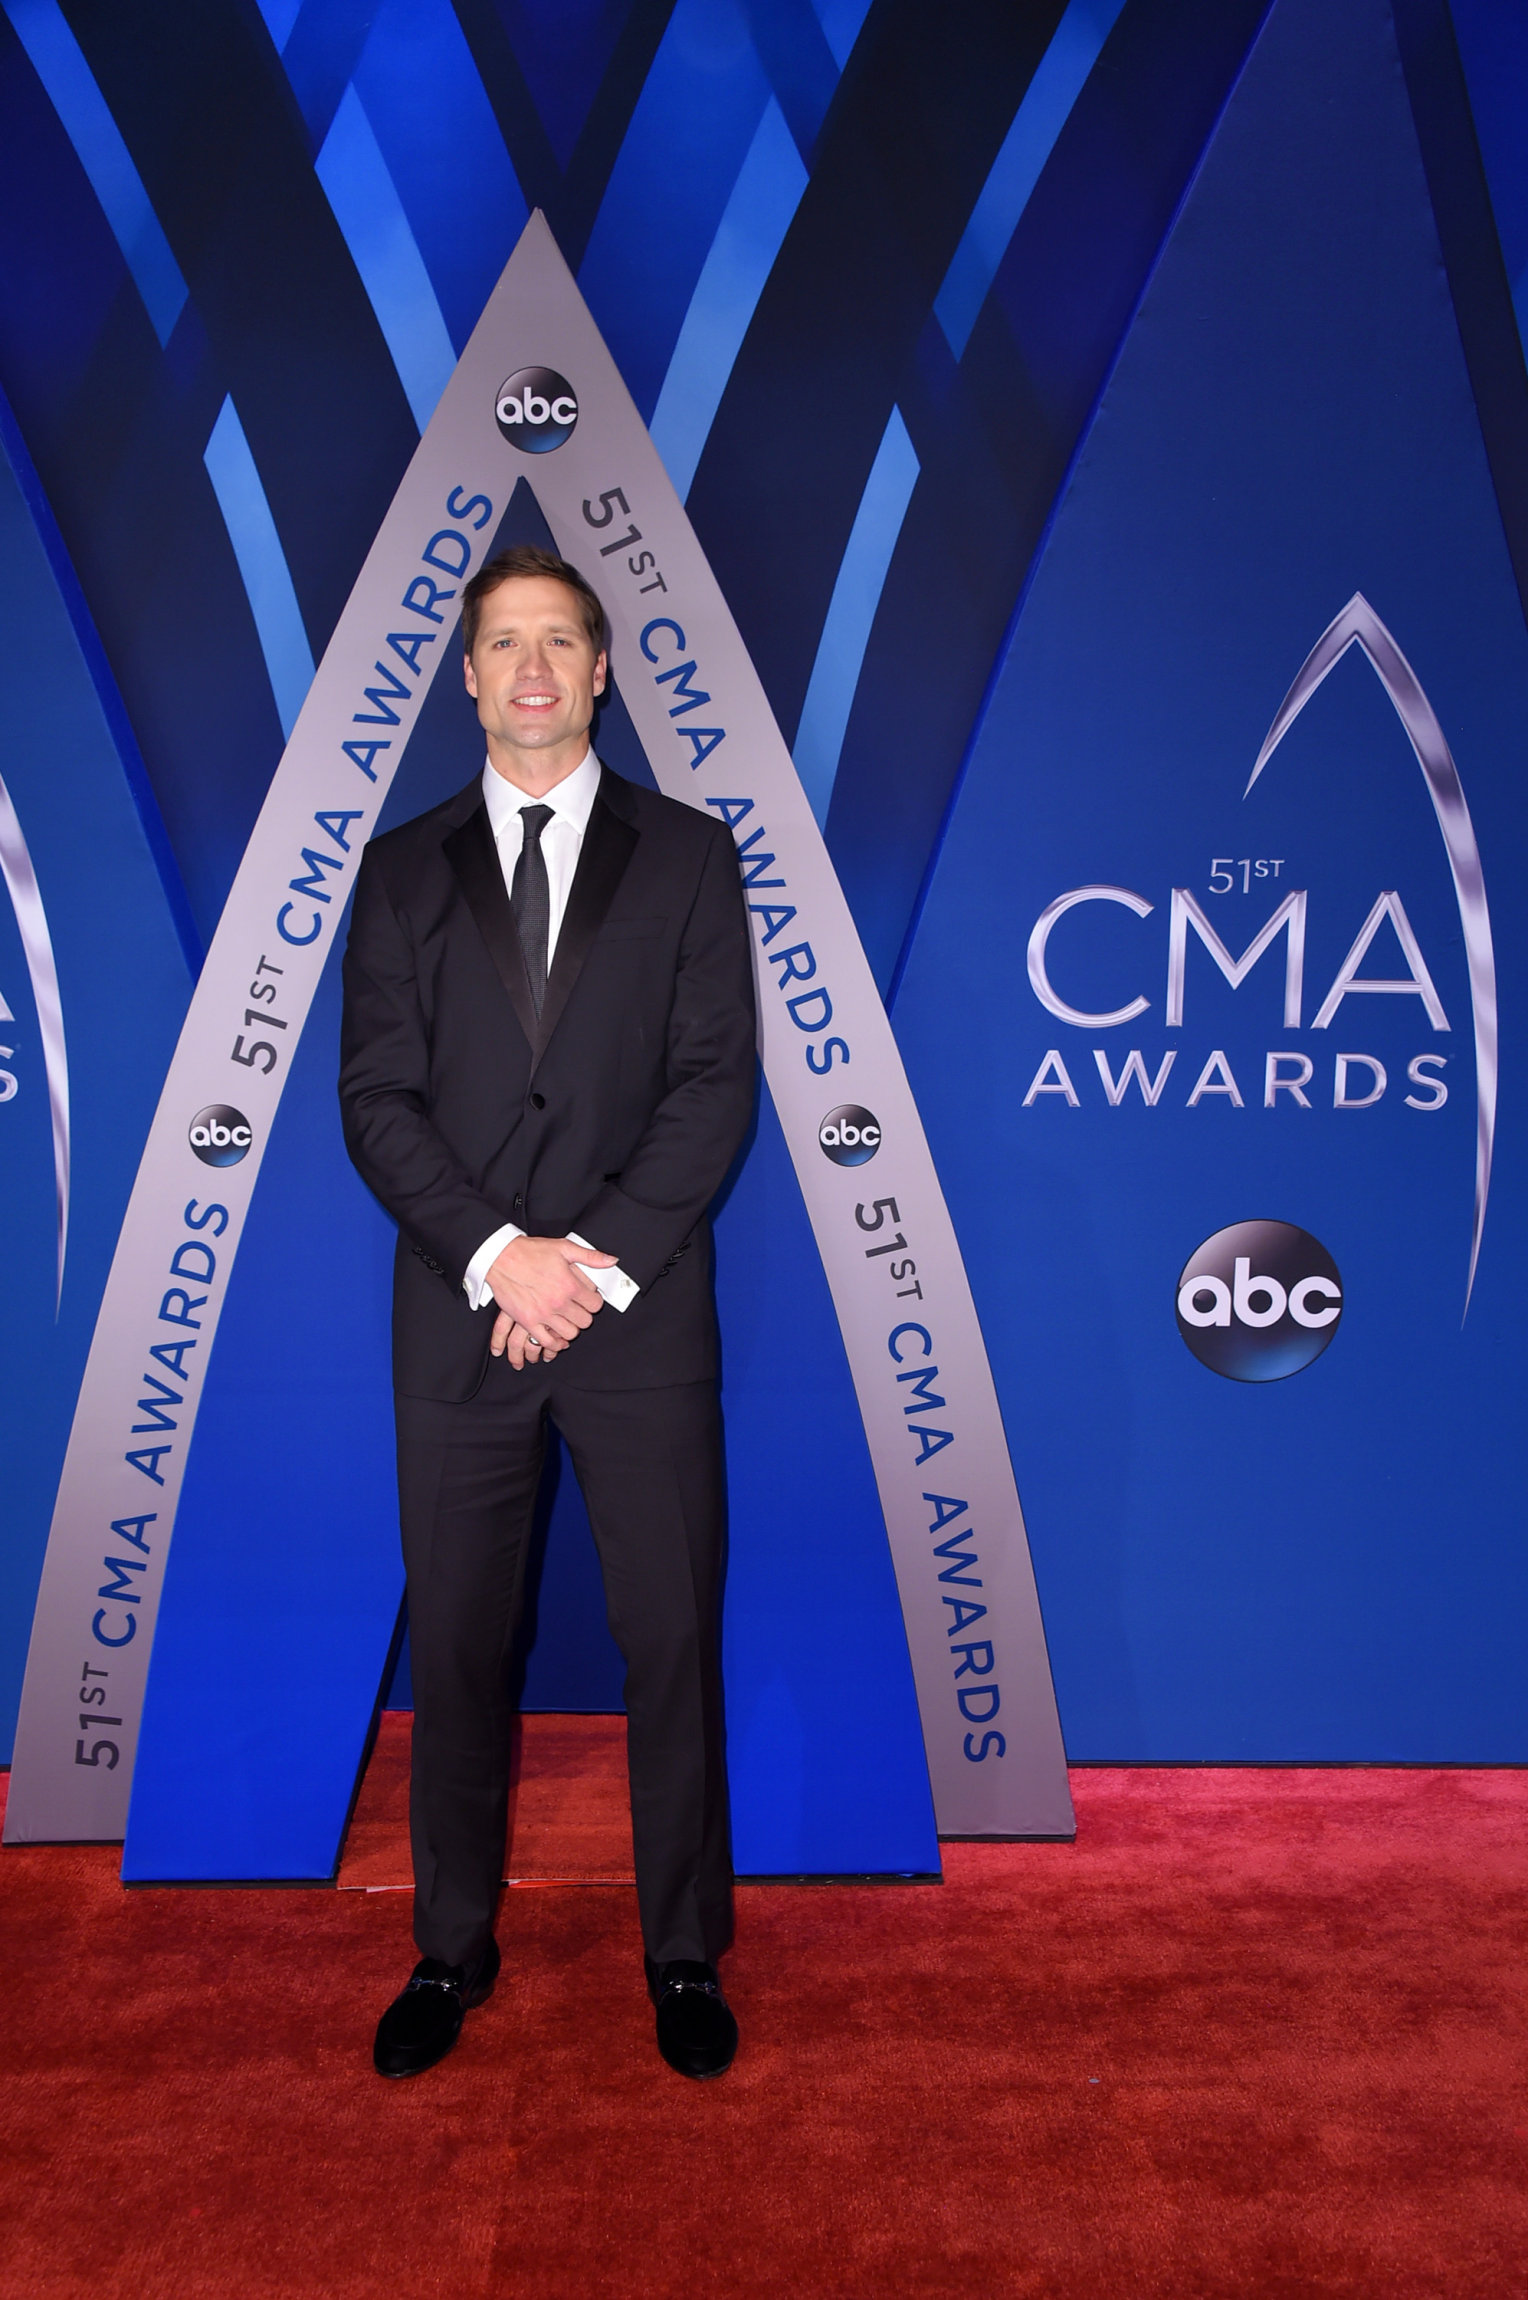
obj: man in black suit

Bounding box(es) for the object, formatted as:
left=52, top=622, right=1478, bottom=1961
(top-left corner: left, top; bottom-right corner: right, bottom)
left=339, top=544, right=756, bottom=2080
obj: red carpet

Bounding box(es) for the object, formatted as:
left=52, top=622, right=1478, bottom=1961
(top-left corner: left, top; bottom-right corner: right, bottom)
left=338, top=1713, right=634, bottom=1888
left=2, top=1763, right=1526, bottom=2297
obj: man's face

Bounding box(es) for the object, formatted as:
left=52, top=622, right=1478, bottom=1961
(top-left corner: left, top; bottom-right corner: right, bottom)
left=464, top=575, right=607, bottom=780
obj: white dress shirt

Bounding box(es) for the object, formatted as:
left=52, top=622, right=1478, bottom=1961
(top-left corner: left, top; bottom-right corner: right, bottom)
left=481, top=745, right=601, bottom=969
left=462, top=753, right=638, bottom=1318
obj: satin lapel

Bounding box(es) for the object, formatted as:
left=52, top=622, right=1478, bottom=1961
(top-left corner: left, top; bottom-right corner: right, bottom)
left=535, top=788, right=638, bottom=1063
left=442, top=804, right=538, bottom=1050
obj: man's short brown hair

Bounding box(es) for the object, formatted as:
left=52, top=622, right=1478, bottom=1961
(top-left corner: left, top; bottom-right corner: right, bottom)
left=460, top=545, right=607, bottom=654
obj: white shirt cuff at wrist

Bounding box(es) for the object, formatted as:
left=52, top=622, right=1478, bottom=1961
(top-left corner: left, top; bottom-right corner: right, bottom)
left=464, top=1224, right=640, bottom=1316
left=566, top=1233, right=639, bottom=1313
left=463, top=1222, right=524, bottom=1311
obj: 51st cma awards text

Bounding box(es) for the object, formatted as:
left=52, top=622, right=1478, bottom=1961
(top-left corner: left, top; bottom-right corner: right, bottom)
left=1020, top=877, right=1457, bottom=1111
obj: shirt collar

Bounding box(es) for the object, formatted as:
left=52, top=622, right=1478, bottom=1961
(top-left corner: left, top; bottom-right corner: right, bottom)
left=482, top=749, right=600, bottom=845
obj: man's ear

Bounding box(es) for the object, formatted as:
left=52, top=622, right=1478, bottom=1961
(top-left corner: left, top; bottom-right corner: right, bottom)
left=594, top=650, right=608, bottom=696
left=464, top=652, right=478, bottom=698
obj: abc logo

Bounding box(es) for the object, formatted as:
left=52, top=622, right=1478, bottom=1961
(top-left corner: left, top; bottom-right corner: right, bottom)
left=189, top=1104, right=253, bottom=1167
left=819, top=1105, right=881, bottom=1167
left=1176, top=1218, right=1342, bottom=1382
left=495, top=366, right=578, bottom=453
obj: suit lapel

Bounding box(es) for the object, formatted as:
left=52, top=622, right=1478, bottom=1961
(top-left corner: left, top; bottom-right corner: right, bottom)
left=535, top=778, right=638, bottom=1061
left=442, top=801, right=538, bottom=1051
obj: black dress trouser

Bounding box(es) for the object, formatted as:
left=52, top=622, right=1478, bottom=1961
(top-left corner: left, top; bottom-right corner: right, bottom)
left=394, top=1360, right=733, bottom=1972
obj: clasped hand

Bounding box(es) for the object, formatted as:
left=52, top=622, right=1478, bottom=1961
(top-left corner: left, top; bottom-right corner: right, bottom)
left=487, top=1233, right=617, bottom=1370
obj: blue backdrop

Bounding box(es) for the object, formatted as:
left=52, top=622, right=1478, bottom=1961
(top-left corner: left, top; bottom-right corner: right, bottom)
left=895, top=0, right=1528, bottom=1757
left=2, top=0, right=1527, bottom=1877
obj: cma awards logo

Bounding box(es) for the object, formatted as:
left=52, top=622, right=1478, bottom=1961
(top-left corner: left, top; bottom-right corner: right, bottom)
left=1022, top=596, right=1497, bottom=1318
left=1177, top=1220, right=1342, bottom=1381
left=495, top=367, right=578, bottom=453
left=189, top=1105, right=252, bottom=1167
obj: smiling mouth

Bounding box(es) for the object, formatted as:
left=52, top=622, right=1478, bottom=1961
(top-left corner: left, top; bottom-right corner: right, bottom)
left=512, top=691, right=559, bottom=710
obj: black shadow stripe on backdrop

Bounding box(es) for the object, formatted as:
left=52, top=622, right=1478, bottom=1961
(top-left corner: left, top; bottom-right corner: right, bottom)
left=560, top=0, right=685, bottom=260
left=450, top=0, right=679, bottom=270
left=834, top=0, right=1275, bottom=994
left=685, top=0, right=1065, bottom=745
left=0, top=11, right=288, bottom=942
left=1393, top=0, right=1528, bottom=636
left=65, top=0, right=419, bottom=660
left=448, top=0, right=567, bottom=225
left=737, top=0, right=841, bottom=165
left=279, top=0, right=383, bottom=153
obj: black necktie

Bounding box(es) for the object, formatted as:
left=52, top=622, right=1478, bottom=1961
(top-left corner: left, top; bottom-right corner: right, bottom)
left=510, top=803, right=554, bottom=1016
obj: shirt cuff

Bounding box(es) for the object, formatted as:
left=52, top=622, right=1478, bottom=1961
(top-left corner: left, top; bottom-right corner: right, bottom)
left=463, top=1223, right=524, bottom=1311
left=566, top=1232, right=639, bottom=1313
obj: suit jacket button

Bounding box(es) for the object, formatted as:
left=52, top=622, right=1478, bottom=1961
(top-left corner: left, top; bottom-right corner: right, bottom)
left=529, top=1091, right=546, bottom=1110
left=513, top=1194, right=524, bottom=1211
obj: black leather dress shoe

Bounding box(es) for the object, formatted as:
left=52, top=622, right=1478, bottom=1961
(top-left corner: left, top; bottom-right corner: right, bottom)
left=645, top=1957, right=738, bottom=2079
left=373, top=1937, right=500, bottom=2078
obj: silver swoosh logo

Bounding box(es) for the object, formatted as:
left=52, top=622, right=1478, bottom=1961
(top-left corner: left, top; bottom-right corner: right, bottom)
left=0, top=768, right=69, bottom=1310
left=1247, top=593, right=1495, bottom=1317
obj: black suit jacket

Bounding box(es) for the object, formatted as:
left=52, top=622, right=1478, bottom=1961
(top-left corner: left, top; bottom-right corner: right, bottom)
left=339, top=765, right=756, bottom=1401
